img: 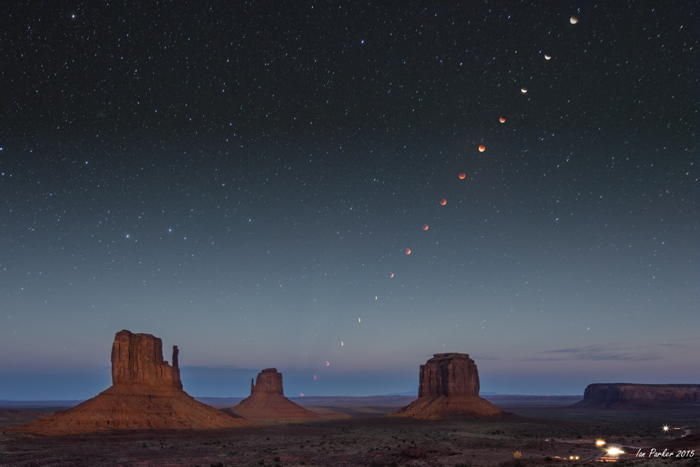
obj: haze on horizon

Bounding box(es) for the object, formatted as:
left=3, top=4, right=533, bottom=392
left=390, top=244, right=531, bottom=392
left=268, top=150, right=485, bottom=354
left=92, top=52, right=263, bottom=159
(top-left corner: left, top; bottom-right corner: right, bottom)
left=0, top=2, right=697, bottom=401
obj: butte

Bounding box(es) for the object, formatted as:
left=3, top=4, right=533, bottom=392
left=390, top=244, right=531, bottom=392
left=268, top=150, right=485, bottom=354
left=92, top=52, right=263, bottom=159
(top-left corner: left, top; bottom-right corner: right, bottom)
left=225, top=368, right=319, bottom=423
left=14, top=330, right=253, bottom=435
left=393, top=353, right=503, bottom=419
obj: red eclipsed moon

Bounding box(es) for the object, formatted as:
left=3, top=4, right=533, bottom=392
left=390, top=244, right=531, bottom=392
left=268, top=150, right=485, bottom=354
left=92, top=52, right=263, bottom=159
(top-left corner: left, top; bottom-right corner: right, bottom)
left=422, top=224, right=430, bottom=231
left=499, top=116, right=506, bottom=123
left=439, top=198, right=447, bottom=206
left=478, top=144, right=486, bottom=152
left=404, top=248, right=412, bottom=255
left=458, top=172, right=467, bottom=180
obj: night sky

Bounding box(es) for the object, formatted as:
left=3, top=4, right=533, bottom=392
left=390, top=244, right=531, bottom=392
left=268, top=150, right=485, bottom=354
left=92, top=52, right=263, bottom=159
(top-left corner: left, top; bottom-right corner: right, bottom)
left=1, top=1, right=698, bottom=399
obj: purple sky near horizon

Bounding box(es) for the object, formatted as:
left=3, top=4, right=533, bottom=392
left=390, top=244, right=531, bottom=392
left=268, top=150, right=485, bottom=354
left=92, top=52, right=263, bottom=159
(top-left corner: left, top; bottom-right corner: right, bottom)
left=0, top=1, right=698, bottom=399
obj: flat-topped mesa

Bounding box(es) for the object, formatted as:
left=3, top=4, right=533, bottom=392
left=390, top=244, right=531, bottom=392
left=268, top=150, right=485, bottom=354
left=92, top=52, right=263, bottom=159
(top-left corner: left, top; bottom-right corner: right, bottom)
left=394, top=352, right=503, bottom=420
left=251, top=368, right=284, bottom=395
left=419, top=353, right=479, bottom=397
left=111, top=330, right=182, bottom=389
left=578, top=383, right=700, bottom=408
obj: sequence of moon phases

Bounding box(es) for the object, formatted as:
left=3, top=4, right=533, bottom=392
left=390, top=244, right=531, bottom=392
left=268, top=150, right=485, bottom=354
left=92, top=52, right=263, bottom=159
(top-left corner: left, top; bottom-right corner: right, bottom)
left=397, top=100, right=507, bottom=266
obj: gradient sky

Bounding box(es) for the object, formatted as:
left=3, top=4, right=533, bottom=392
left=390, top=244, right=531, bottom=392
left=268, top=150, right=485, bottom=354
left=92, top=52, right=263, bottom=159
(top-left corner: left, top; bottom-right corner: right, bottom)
left=0, top=1, right=698, bottom=399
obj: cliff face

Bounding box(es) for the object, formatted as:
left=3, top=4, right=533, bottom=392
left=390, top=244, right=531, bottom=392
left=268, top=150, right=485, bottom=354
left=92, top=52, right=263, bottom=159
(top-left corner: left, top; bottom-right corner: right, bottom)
left=14, top=330, right=253, bottom=435
left=226, top=368, right=319, bottom=423
left=394, top=353, right=503, bottom=420
left=111, top=330, right=182, bottom=389
left=250, top=368, right=284, bottom=394
left=579, top=383, right=700, bottom=408
left=418, top=353, right=480, bottom=397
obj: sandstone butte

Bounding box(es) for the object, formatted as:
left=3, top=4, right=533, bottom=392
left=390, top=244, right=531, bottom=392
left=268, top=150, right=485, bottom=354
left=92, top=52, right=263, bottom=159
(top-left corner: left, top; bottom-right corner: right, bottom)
left=13, top=330, right=253, bottom=435
left=578, top=383, right=700, bottom=408
left=225, top=368, right=319, bottom=423
left=393, top=353, right=503, bottom=419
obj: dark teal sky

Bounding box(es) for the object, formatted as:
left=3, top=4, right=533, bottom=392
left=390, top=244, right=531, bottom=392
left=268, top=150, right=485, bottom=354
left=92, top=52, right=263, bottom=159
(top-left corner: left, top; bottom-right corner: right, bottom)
left=0, top=1, right=698, bottom=399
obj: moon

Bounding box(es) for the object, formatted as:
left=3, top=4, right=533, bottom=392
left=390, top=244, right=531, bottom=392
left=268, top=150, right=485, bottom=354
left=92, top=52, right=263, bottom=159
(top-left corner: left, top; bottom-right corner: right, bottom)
left=544, top=54, right=552, bottom=60
left=570, top=16, right=578, bottom=25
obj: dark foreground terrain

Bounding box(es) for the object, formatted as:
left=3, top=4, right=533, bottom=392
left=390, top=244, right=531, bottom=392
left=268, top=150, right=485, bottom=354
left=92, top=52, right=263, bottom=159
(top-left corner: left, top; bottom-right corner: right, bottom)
left=1, top=396, right=699, bottom=466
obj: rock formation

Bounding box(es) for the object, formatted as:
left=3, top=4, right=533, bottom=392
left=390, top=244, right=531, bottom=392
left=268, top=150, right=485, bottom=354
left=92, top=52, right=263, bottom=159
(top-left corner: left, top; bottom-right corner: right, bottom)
left=578, top=383, right=700, bottom=408
left=394, top=353, right=503, bottom=419
left=225, top=368, right=319, bottom=422
left=15, top=330, right=253, bottom=435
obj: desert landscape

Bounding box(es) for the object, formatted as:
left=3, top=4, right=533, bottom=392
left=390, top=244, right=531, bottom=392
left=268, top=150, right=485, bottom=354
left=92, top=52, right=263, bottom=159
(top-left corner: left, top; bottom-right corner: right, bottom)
left=3, top=395, right=700, bottom=466
left=1, top=1, right=697, bottom=466
left=1, top=331, right=699, bottom=466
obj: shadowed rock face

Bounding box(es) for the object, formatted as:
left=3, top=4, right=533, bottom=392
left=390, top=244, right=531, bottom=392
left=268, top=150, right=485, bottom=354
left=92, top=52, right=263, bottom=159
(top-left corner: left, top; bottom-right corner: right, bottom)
left=579, top=383, right=700, bottom=408
left=14, top=330, right=252, bottom=435
left=394, top=353, right=503, bottom=420
left=419, top=353, right=480, bottom=397
left=251, top=368, right=284, bottom=394
left=226, top=368, right=319, bottom=423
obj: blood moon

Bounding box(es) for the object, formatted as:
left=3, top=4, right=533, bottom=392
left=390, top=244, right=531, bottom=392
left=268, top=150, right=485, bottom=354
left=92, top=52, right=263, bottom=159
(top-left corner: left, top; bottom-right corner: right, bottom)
left=458, top=172, right=467, bottom=180
left=477, top=144, right=486, bottom=152
left=499, top=116, right=506, bottom=123
left=439, top=198, right=448, bottom=206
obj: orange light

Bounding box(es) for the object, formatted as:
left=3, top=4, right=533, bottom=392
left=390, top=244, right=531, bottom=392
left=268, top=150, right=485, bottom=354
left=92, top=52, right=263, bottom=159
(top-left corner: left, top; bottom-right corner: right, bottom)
left=439, top=198, right=447, bottom=206
left=478, top=144, right=486, bottom=152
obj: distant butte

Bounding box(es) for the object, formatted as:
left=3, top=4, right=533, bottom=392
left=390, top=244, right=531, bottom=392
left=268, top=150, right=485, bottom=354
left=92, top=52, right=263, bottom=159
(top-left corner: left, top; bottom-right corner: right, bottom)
left=225, top=368, right=319, bottom=423
left=578, top=383, right=700, bottom=408
left=394, top=353, right=503, bottom=419
left=14, top=330, right=253, bottom=435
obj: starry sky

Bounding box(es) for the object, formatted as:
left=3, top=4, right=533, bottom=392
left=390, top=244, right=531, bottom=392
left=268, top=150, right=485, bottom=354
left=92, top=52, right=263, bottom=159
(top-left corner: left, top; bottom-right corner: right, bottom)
left=0, top=1, right=698, bottom=399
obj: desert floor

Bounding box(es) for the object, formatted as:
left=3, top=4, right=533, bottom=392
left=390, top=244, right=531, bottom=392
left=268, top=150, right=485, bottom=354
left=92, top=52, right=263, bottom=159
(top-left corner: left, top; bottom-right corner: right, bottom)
left=1, top=396, right=699, bottom=466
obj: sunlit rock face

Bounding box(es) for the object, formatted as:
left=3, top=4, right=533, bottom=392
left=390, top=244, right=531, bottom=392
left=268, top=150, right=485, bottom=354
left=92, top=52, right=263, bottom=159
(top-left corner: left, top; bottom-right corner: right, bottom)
left=579, top=383, right=700, bottom=408
left=394, top=353, right=503, bottom=420
left=14, top=330, right=253, bottom=435
left=111, top=330, right=182, bottom=389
